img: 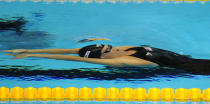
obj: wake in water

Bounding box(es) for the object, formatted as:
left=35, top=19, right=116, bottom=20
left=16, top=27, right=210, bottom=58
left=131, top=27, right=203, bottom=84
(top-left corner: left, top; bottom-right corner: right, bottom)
left=0, top=65, right=207, bottom=81
left=0, top=14, right=54, bottom=50
left=0, top=16, right=27, bottom=35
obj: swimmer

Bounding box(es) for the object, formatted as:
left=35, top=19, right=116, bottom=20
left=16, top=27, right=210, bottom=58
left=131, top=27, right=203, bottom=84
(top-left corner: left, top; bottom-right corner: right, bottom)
left=0, top=16, right=27, bottom=35
left=1, top=44, right=210, bottom=73
left=78, top=38, right=110, bottom=43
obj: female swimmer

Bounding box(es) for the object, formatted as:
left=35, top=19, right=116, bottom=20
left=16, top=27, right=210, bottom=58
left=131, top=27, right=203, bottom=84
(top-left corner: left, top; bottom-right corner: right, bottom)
left=1, top=44, right=210, bottom=73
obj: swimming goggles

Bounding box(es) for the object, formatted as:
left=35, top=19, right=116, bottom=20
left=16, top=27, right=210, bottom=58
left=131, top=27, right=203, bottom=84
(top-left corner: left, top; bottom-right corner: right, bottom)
left=104, top=45, right=112, bottom=53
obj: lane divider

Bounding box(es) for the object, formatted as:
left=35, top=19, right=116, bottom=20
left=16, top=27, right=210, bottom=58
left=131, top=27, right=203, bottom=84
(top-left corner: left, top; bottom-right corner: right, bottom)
left=0, top=87, right=210, bottom=102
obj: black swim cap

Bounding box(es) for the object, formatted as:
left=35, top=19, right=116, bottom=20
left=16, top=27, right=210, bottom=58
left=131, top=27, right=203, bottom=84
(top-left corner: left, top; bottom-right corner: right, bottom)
left=78, top=44, right=105, bottom=58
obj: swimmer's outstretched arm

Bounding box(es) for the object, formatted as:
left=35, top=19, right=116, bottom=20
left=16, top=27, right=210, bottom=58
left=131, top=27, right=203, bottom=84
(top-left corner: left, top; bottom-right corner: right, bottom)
left=5, top=53, right=158, bottom=67
left=25, top=48, right=81, bottom=54
left=5, top=53, right=121, bottom=66
left=0, top=46, right=134, bottom=54
left=1, top=48, right=80, bottom=54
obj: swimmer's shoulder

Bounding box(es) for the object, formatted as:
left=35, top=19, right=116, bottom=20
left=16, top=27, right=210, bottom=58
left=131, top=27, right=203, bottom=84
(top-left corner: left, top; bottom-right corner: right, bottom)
left=113, top=56, right=159, bottom=67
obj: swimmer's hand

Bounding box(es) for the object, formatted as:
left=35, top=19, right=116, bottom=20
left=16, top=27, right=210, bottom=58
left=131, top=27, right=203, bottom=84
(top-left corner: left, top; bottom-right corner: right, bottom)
left=0, top=49, right=27, bottom=53
left=4, top=53, right=29, bottom=59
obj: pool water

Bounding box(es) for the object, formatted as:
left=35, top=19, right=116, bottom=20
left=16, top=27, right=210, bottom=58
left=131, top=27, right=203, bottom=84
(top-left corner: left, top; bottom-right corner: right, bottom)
left=0, top=1, right=210, bottom=104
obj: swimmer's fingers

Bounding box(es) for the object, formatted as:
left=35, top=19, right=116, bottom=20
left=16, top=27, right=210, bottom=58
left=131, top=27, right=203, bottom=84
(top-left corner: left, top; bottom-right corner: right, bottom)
left=0, top=49, right=27, bottom=53
left=4, top=54, right=17, bottom=59
left=0, top=50, right=11, bottom=52
left=4, top=54, right=15, bottom=56
left=0, top=50, right=18, bottom=53
left=4, top=53, right=29, bottom=59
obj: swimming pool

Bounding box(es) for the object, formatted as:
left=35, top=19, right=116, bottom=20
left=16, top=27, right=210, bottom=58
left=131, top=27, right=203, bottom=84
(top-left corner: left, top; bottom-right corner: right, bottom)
left=0, top=1, right=210, bottom=103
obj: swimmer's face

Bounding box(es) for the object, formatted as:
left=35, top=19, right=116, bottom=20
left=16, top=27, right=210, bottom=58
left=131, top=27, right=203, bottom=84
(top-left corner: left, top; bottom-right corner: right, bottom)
left=100, top=45, right=126, bottom=59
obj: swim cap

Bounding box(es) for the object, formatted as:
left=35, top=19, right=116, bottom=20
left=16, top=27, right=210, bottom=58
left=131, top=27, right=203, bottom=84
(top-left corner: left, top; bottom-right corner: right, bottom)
left=78, top=44, right=105, bottom=58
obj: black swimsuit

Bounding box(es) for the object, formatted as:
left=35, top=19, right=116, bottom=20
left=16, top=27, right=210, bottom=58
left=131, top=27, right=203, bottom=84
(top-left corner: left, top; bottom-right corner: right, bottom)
left=126, top=47, right=210, bottom=74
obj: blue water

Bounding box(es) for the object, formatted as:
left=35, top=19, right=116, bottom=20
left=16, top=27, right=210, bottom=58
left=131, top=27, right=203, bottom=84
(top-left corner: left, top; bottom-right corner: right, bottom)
left=0, top=1, right=210, bottom=104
